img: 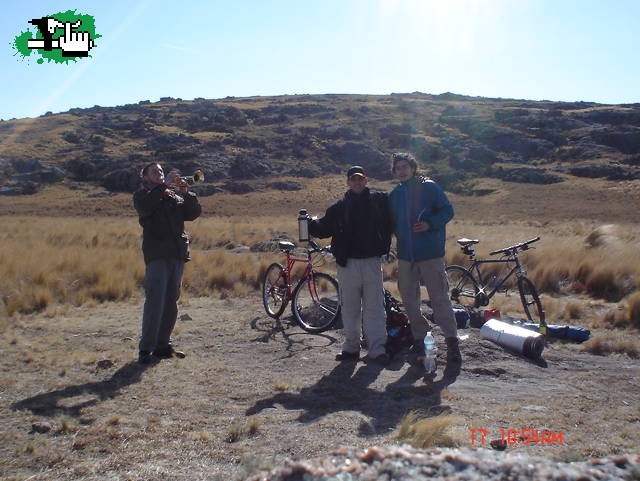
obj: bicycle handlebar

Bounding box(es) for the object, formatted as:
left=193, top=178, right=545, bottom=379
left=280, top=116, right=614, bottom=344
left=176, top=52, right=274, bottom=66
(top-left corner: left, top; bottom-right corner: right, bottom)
left=489, top=236, right=540, bottom=256
left=307, top=239, right=332, bottom=254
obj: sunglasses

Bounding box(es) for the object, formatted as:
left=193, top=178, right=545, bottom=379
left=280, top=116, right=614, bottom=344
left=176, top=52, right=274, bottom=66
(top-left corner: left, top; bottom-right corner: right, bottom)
left=349, top=175, right=366, bottom=181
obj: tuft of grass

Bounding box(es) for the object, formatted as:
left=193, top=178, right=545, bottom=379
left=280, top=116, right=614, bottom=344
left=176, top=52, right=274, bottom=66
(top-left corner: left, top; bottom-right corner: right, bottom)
left=105, top=415, right=121, bottom=426
left=247, top=417, right=261, bottom=436
left=0, top=299, right=7, bottom=333
left=603, top=293, right=640, bottom=329
left=56, top=417, right=77, bottom=434
left=187, top=430, right=211, bottom=441
left=563, top=300, right=585, bottom=320
left=624, top=292, right=640, bottom=329
left=225, top=417, right=261, bottom=443
left=582, top=331, right=639, bottom=358
left=394, top=411, right=461, bottom=449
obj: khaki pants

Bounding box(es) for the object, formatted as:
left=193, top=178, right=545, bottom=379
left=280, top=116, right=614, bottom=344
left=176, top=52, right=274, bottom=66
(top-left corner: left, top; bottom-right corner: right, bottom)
left=397, top=257, right=457, bottom=342
left=337, top=257, right=387, bottom=358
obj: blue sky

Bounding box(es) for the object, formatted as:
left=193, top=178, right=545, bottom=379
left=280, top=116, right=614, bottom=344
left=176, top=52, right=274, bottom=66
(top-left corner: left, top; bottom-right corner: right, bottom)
left=2, top=0, right=639, bottom=120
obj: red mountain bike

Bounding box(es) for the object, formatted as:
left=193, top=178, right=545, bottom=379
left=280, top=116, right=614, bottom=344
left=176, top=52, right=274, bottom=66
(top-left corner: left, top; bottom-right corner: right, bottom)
left=261, top=239, right=341, bottom=333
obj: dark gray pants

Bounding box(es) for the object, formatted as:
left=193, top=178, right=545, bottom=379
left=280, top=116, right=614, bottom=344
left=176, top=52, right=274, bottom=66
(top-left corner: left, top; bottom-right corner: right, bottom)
left=139, top=258, right=184, bottom=353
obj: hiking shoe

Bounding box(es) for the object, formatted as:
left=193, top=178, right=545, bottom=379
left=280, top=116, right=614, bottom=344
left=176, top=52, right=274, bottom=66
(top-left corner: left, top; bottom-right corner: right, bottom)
left=445, top=337, right=462, bottom=364
left=153, top=345, right=186, bottom=359
left=364, top=353, right=390, bottom=366
left=138, top=351, right=154, bottom=364
left=335, top=351, right=360, bottom=362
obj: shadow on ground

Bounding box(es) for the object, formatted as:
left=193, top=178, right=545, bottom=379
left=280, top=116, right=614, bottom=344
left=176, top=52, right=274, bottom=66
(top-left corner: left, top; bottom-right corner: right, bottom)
left=246, top=357, right=461, bottom=435
left=11, top=361, right=153, bottom=416
left=250, top=315, right=339, bottom=359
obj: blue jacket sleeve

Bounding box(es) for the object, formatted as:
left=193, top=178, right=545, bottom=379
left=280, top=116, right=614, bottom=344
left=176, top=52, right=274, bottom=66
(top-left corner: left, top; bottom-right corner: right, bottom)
left=418, top=182, right=454, bottom=230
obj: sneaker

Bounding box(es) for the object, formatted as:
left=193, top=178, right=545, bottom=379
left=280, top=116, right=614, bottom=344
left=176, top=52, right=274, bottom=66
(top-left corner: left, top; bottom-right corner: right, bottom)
left=335, top=351, right=360, bottom=362
left=153, top=345, right=186, bottom=359
left=364, top=353, right=390, bottom=365
left=138, top=351, right=153, bottom=364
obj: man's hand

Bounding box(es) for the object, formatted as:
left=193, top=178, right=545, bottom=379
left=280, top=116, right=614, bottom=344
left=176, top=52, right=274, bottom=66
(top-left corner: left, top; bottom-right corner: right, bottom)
left=412, top=221, right=430, bottom=232
left=165, top=170, right=188, bottom=193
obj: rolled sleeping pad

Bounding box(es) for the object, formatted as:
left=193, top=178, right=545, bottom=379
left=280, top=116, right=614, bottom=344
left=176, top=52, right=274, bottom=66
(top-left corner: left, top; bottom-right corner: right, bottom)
left=521, top=322, right=590, bottom=342
left=480, top=318, right=544, bottom=359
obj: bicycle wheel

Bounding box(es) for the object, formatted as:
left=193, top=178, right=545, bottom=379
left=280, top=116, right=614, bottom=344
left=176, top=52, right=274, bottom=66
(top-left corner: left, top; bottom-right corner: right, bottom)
left=518, top=276, right=545, bottom=326
left=445, top=265, right=479, bottom=308
left=291, top=272, right=341, bottom=333
left=262, top=263, right=288, bottom=318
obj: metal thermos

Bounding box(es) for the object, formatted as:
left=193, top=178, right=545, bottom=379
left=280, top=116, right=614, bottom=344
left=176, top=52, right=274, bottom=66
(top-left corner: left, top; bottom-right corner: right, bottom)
left=298, top=209, right=310, bottom=242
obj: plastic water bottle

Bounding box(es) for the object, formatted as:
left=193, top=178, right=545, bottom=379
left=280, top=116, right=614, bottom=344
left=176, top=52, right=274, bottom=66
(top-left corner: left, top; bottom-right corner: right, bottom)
left=423, top=331, right=437, bottom=372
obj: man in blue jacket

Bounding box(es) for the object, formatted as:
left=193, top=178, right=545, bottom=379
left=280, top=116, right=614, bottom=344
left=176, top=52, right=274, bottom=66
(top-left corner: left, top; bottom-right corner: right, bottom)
left=388, top=152, right=461, bottom=366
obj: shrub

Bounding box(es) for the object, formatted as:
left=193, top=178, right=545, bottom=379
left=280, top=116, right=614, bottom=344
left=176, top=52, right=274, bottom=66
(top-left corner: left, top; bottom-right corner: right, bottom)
left=394, top=411, right=460, bottom=448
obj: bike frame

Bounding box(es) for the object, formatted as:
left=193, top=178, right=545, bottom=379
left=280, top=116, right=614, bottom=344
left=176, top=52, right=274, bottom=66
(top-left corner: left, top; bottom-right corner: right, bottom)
left=467, top=255, right=525, bottom=300
left=274, top=248, right=322, bottom=303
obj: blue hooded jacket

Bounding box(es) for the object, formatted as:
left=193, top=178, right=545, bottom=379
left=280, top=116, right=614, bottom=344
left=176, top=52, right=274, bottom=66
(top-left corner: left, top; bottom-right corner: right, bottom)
left=389, top=176, right=454, bottom=262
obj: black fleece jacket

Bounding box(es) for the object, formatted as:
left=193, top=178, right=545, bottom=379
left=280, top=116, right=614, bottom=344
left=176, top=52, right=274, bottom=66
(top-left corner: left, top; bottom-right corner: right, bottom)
left=308, top=188, right=393, bottom=267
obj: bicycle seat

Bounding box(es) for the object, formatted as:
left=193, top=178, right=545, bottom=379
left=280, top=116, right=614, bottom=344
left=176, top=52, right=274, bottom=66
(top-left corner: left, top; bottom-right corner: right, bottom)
left=457, top=238, right=479, bottom=247
left=278, top=240, right=296, bottom=252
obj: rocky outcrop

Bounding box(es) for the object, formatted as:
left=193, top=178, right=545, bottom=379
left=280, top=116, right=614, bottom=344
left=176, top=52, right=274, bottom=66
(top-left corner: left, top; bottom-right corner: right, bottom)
left=229, top=156, right=271, bottom=180
left=246, top=446, right=640, bottom=481
left=222, top=181, right=255, bottom=194
left=326, top=142, right=391, bottom=179
left=267, top=181, right=303, bottom=191
left=491, top=167, right=564, bottom=184
left=569, top=164, right=640, bottom=180
left=0, top=181, right=40, bottom=195
left=102, top=168, right=141, bottom=193
left=2, top=93, right=640, bottom=193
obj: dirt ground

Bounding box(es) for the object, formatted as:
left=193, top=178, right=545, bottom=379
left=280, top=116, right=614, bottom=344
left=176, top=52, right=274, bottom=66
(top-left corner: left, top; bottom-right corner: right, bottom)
left=1, top=295, right=639, bottom=481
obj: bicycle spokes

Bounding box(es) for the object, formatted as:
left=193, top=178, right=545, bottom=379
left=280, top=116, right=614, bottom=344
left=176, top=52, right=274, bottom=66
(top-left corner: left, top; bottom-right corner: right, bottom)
left=292, top=272, right=340, bottom=332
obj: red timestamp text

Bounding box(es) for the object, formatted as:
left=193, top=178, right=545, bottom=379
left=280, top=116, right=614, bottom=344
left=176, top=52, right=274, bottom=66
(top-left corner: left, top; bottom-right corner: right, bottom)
left=469, top=428, right=564, bottom=445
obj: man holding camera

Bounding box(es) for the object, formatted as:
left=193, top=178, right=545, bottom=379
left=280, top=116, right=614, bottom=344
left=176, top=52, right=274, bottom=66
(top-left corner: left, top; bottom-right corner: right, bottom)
left=308, top=166, right=394, bottom=364
left=133, top=163, right=201, bottom=364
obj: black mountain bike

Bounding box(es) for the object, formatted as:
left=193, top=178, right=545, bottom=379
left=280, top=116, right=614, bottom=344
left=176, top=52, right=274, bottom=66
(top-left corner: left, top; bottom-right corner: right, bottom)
left=446, top=237, right=546, bottom=332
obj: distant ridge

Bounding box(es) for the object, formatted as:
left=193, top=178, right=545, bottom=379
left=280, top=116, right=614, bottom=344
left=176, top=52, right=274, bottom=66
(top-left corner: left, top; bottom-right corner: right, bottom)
left=0, top=92, right=638, bottom=196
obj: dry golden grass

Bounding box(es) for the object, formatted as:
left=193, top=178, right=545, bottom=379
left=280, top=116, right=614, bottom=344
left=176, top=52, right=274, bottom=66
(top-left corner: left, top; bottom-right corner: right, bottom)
left=226, top=417, right=261, bottom=443
left=2, top=211, right=639, bottom=332
left=0, top=215, right=298, bottom=315
left=1, top=176, right=639, bottom=332
left=394, top=411, right=461, bottom=448
left=581, top=330, right=640, bottom=358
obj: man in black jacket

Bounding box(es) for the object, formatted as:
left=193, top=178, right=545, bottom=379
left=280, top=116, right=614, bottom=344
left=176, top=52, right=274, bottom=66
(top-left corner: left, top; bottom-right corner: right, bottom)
left=308, top=166, right=393, bottom=364
left=133, top=162, right=201, bottom=364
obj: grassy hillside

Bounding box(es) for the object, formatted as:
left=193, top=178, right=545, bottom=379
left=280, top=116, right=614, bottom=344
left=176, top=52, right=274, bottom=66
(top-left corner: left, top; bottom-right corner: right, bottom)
left=1, top=93, right=639, bottom=198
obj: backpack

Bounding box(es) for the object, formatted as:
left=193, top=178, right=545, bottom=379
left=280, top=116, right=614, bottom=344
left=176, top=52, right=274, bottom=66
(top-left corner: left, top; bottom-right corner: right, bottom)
left=384, top=290, right=414, bottom=357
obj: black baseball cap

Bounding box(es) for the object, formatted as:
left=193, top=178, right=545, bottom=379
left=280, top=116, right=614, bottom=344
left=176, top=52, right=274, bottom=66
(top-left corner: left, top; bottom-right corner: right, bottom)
left=347, top=166, right=366, bottom=178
